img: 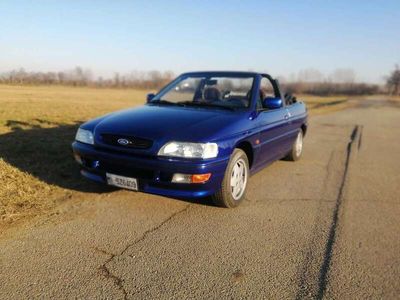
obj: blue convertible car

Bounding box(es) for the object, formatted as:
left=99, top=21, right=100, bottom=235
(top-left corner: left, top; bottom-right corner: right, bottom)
left=72, top=71, right=307, bottom=207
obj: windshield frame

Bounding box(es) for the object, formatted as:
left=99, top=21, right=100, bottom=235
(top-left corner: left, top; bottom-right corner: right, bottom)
left=150, top=73, right=257, bottom=111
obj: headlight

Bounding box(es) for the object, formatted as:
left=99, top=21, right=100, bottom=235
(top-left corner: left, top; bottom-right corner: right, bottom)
left=75, top=128, right=94, bottom=145
left=158, top=141, right=218, bottom=159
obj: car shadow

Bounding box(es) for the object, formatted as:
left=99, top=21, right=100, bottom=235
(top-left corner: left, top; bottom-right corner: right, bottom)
left=0, top=119, right=112, bottom=193
left=0, top=119, right=216, bottom=206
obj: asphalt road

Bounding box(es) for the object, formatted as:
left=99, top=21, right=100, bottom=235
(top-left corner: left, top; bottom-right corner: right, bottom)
left=1, top=98, right=399, bottom=299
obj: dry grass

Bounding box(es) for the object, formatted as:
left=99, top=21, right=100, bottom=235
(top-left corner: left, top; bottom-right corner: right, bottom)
left=0, top=85, right=148, bottom=134
left=387, top=95, right=400, bottom=102
left=0, top=85, right=147, bottom=228
left=298, top=95, right=351, bottom=115
left=0, top=85, right=348, bottom=229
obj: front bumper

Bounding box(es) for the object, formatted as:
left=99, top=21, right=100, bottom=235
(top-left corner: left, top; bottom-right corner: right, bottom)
left=72, top=142, right=229, bottom=198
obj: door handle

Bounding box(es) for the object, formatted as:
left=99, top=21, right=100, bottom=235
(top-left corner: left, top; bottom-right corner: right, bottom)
left=284, top=114, right=290, bottom=120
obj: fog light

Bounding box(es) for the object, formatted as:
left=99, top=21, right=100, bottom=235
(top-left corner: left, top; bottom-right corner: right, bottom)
left=172, top=173, right=212, bottom=184
left=172, top=173, right=192, bottom=183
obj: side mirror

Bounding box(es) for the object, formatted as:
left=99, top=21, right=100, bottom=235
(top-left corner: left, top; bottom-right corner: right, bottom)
left=263, top=97, right=282, bottom=109
left=146, top=93, right=155, bottom=103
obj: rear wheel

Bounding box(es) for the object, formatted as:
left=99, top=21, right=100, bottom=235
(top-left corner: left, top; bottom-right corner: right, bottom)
left=212, top=149, right=249, bottom=208
left=285, top=130, right=303, bottom=161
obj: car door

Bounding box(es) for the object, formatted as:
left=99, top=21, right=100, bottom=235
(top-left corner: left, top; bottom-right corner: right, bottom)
left=283, top=99, right=306, bottom=149
left=256, top=107, right=288, bottom=165
left=253, top=77, right=292, bottom=166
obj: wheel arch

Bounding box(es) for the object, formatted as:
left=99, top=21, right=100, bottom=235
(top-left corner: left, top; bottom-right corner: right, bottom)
left=301, top=123, right=307, bottom=137
left=235, top=140, right=254, bottom=168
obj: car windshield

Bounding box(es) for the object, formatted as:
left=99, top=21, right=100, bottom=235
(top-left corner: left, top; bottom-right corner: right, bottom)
left=151, top=75, right=254, bottom=109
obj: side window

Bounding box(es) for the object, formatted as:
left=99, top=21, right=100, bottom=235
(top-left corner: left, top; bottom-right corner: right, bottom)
left=259, top=77, right=275, bottom=109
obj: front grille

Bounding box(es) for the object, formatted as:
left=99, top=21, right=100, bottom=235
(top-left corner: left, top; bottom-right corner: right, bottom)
left=101, top=134, right=153, bottom=149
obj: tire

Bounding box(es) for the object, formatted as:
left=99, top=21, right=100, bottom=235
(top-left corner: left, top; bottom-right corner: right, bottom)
left=212, top=149, right=249, bottom=208
left=285, top=130, right=304, bottom=161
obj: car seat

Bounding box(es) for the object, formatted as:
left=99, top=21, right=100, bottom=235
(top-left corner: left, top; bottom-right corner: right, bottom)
left=203, top=87, right=221, bottom=102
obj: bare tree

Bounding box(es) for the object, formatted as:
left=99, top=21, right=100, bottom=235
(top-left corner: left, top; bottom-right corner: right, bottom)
left=298, top=68, right=324, bottom=83
left=114, top=72, right=120, bottom=87
left=329, top=68, right=356, bottom=84
left=386, top=65, right=400, bottom=95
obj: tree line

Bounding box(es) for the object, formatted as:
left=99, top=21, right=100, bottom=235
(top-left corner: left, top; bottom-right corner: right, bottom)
left=0, top=67, right=174, bottom=90
left=280, top=66, right=400, bottom=96
left=1, top=66, right=399, bottom=96
left=281, top=81, right=380, bottom=96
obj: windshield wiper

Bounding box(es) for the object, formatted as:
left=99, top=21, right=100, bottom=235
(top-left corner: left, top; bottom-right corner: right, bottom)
left=180, top=101, right=236, bottom=111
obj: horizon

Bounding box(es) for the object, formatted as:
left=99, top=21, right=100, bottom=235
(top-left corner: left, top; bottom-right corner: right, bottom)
left=0, top=67, right=388, bottom=85
left=1, top=0, right=399, bottom=84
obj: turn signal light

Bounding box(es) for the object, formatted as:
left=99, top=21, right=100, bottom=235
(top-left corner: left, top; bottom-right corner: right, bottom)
left=192, top=173, right=211, bottom=183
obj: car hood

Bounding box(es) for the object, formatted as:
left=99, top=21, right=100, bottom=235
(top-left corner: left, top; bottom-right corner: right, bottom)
left=88, top=105, right=245, bottom=148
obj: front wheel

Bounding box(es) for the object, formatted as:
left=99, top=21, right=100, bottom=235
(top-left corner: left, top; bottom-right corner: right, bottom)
left=212, top=149, right=249, bottom=208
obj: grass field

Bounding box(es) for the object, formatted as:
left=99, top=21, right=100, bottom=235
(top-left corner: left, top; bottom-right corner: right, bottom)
left=0, top=85, right=148, bottom=228
left=0, top=85, right=351, bottom=230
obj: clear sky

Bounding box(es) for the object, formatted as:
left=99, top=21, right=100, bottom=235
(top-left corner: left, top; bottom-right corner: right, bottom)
left=0, top=0, right=399, bottom=83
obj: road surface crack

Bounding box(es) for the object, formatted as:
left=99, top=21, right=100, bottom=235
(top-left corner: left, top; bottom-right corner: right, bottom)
left=358, top=125, right=364, bottom=150
left=99, top=256, right=126, bottom=299
left=97, top=204, right=191, bottom=299
left=316, top=125, right=360, bottom=299
left=296, top=125, right=360, bottom=300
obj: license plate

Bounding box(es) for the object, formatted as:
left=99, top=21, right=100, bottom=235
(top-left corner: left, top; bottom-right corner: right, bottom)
left=106, top=173, right=138, bottom=191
